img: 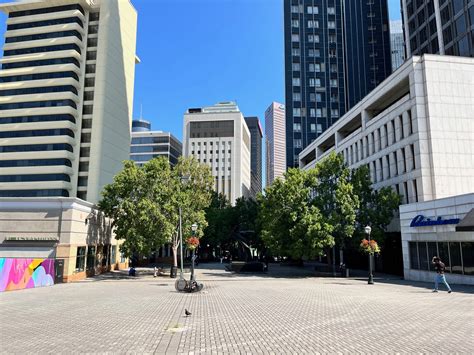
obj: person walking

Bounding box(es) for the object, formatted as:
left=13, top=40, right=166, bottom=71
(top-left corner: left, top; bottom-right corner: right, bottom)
left=432, top=256, right=452, bottom=293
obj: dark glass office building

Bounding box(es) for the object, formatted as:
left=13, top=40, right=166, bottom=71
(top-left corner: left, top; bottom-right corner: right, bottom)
left=284, top=0, right=392, bottom=168
left=401, top=0, right=474, bottom=57
left=244, top=117, right=263, bottom=198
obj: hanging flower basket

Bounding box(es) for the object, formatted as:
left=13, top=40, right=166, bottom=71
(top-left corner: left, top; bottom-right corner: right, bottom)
left=186, top=236, right=200, bottom=250
left=360, top=239, right=380, bottom=255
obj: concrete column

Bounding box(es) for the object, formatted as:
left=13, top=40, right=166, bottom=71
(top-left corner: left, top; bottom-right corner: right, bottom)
left=387, top=121, right=394, bottom=146
left=374, top=129, right=380, bottom=153
left=370, top=161, right=376, bottom=183
left=368, top=133, right=374, bottom=155
left=402, top=111, right=410, bottom=138
left=380, top=125, right=387, bottom=150
left=397, top=148, right=405, bottom=174
left=375, top=158, right=382, bottom=182
left=358, top=139, right=363, bottom=161
left=382, top=155, right=390, bottom=180
left=407, top=179, right=416, bottom=204
left=389, top=152, right=397, bottom=177
left=405, top=145, right=414, bottom=172
left=395, top=115, right=402, bottom=142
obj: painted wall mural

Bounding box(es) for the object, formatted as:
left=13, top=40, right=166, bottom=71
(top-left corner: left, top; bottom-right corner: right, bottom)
left=0, top=258, right=55, bottom=292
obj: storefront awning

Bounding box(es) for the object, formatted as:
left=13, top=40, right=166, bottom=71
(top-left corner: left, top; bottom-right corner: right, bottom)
left=456, top=208, right=474, bottom=232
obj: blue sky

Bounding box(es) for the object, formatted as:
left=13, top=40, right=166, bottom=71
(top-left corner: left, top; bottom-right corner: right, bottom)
left=0, top=0, right=401, bottom=141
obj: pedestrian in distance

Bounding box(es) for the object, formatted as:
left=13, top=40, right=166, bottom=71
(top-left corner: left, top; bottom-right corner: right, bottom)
left=432, top=256, right=452, bottom=293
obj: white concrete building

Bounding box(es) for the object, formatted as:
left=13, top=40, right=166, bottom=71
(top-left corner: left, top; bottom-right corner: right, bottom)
left=183, top=102, right=251, bottom=204
left=0, top=0, right=138, bottom=203
left=400, top=193, right=474, bottom=285
left=299, top=55, right=474, bottom=205
left=265, top=102, right=286, bottom=187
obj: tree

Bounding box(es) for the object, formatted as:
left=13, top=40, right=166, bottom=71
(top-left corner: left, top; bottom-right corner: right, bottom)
left=98, top=156, right=213, bottom=269
left=350, top=165, right=401, bottom=244
left=202, top=192, right=232, bottom=251
left=258, top=169, right=334, bottom=260
left=310, top=152, right=359, bottom=266
left=98, top=158, right=176, bottom=259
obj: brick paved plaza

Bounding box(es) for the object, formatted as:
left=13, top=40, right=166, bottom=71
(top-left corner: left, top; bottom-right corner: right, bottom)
left=1, top=264, right=473, bottom=354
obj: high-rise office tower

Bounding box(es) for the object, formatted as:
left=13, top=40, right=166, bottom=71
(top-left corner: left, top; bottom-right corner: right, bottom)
left=284, top=0, right=392, bottom=167
left=244, top=116, right=263, bottom=198
left=401, top=0, right=474, bottom=57
left=130, top=119, right=182, bottom=167
left=344, top=1, right=392, bottom=109
left=0, top=0, right=138, bottom=203
left=390, top=20, right=406, bottom=71
left=183, top=102, right=251, bottom=204
left=265, top=102, right=286, bottom=187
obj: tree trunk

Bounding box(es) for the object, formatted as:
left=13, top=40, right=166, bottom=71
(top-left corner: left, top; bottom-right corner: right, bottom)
left=172, top=245, right=178, bottom=267
left=339, top=247, right=344, bottom=265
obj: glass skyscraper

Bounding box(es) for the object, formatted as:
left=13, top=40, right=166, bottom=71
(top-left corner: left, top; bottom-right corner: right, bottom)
left=401, top=0, right=474, bottom=57
left=284, top=0, right=391, bottom=168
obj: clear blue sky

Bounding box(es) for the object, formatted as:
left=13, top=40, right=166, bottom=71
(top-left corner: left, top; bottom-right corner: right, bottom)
left=0, top=0, right=401, bottom=141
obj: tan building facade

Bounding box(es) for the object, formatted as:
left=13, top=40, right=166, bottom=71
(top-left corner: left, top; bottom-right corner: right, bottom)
left=0, top=197, right=127, bottom=290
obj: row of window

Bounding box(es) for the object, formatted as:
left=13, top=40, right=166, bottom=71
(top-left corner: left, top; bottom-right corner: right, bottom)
left=0, top=99, right=77, bottom=111
left=293, top=33, right=338, bottom=44
left=0, top=143, right=73, bottom=153
left=7, top=17, right=83, bottom=31
left=0, top=189, right=69, bottom=197
left=291, top=77, right=338, bottom=88
left=0, top=71, right=79, bottom=83
left=130, top=145, right=169, bottom=154
left=0, top=85, right=78, bottom=97
left=0, top=174, right=71, bottom=183
left=2, top=57, right=80, bottom=70
left=0, top=128, right=74, bottom=139
left=9, top=4, right=85, bottom=18
left=191, top=149, right=231, bottom=155
left=291, top=47, right=338, bottom=58
left=342, top=111, right=414, bottom=167
left=293, top=123, right=323, bottom=134
left=75, top=244, right=120, bottom=273
left=130, top=154, right=171, bottom=162
left=4, top=43, right=81, bottom=57
left=291, top=19, right=337, bottom=29
left=131, top=137, right=170, bottom=145
left=409, top=241, right=474, bottom=276
left=0, top=158, right=72, bottom=168
left=5, top=30, right=83, bottom=44
left=365, top=145, right=416, bottom=185
left=290, top=5, right=336, bottom=15
left=0, top=114, right=76, bottom=125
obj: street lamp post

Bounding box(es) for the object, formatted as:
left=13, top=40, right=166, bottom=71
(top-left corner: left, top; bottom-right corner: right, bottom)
left=365, top=225, right=374, bottom=285
left=179, top=205, right=184, bottom=279
left=190, top=223, right=198, bottom=282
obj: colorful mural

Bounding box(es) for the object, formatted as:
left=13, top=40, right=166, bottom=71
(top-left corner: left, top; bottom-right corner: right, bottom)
left=0, top=258, right=55, bottom=292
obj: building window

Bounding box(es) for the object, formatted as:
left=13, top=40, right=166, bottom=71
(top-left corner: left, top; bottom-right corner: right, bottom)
left=87, top=38, right=98, bottom=47
left=293, top=92, right=301, bottom=101
left=84, top=91, right=94, bottom=101
left=292, top=63, right=300, bottom=71
left=308, top=34, right=320, bottom=43
left=291, top=34, right=299, bottom=42
left=292, top=48, right=300, bottom=56
left=294, top=139, right=302, bottom=148
left=327, top=7, right=335, bottom=15
left=328, top=21, right=336, bottom=29
left=293, top=123, right=301, bottom=132
left=329, top=34, right=336, bottom=43
left=292, top=78, right=301, bottom=86
left=329, top=49, right=337, bottom=58
left=331, top=109, right=339, bottom=117
left=307, top=6, right=318, bottom=14
left=330, top=64, right=337, bottom=73
left=75, top=246, right=86, bottom=272
left=330, top=79, right=338, bottom=87
left=307, top=20, right=319, bottom=28
left=293, top=108, right=301, bottom=117
left=88, top=25, right=98, bottom=34
left=291, top=19, right=299, bottom=27
left=291, top=5, right=299, bottom=13
left=308, top=49, right=320, bottom=57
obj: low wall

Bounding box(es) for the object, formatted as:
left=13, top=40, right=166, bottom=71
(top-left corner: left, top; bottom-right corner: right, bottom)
left=0, top=258, right=54, bottom=292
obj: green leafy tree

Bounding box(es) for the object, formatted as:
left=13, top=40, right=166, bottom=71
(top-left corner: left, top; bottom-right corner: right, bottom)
left=99, top=156, right=214, bottom=268
left=202, top=193, right=232, bottom=249
left=258, top=170, right=334, bottom=260
left=310, top=152, right=359, bottom=265
left=350, top=165, right=401, bottom=245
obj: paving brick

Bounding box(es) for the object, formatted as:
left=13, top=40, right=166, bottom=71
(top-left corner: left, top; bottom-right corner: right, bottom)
left=0, top=264, right=473, bottom=354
